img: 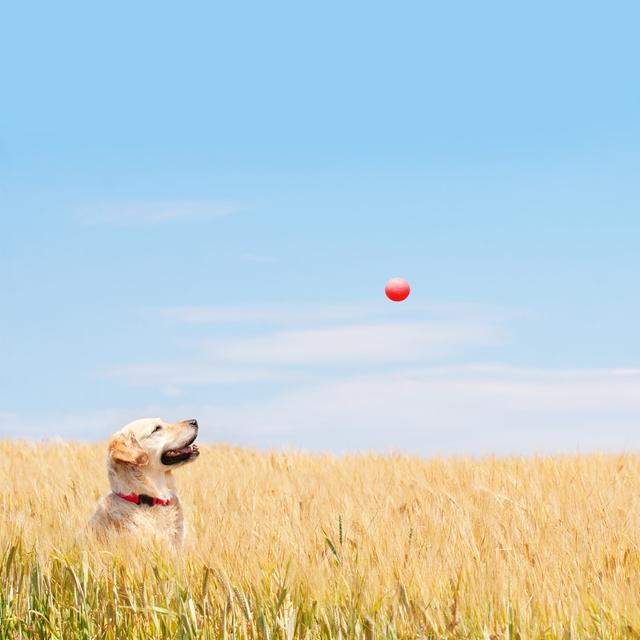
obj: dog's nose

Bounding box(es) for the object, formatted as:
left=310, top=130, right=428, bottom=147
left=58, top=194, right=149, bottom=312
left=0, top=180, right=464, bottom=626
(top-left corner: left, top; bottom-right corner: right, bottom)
left=186, top=419, right=198, bottom=429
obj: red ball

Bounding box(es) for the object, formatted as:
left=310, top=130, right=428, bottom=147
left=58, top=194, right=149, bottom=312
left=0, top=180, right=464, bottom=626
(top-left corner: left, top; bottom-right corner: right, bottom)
left=385, top=277, right=411, bottom=302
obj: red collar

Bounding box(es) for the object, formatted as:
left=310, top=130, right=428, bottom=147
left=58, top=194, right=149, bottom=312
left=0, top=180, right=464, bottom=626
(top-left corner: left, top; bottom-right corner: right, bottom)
left=115, top=492, right=171, bottom=507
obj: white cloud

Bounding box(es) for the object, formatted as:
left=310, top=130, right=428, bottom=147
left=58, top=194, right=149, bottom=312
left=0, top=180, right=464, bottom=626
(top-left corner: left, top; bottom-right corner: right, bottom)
left=107, top=309, right=507, bottom=389
left=104, top=319, right=500, bottom=387
left=69, top=300, right=640, bottom=455
left=78, top=200, right=243, bottom=225
left=193, top=365, right=640, bottom=454
left=5, top=366, right=640, bottom=455
left=205, top=322, right=505, bottom=365
left=156, top=301, right=522, bottom=327
left=103, top=363, right=289, bottom=386
left=0, top=408, right=137, bottom=441
left=157, top=303, right=376, bottom=325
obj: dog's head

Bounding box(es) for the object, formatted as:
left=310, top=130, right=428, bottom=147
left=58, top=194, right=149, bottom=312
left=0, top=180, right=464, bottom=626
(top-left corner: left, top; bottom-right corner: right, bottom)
left=108, top=418, right=200, bottom=470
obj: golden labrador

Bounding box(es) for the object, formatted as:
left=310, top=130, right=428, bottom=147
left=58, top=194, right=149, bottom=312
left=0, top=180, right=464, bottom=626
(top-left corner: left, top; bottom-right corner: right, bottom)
left=89, top=417, right=200, bottom=546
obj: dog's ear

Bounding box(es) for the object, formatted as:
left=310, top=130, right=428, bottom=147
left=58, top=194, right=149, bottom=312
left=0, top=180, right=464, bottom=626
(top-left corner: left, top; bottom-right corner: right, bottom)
left=108, top=433, right=149, bottom=466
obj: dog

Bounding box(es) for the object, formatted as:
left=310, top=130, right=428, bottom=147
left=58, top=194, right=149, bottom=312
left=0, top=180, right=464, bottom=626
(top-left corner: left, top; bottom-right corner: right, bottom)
left=89, top=417, right=200, bottom=546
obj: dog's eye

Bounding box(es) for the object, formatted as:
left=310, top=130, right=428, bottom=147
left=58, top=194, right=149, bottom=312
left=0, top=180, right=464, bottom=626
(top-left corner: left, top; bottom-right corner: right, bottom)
left=152, top=425, right=162, bottom=433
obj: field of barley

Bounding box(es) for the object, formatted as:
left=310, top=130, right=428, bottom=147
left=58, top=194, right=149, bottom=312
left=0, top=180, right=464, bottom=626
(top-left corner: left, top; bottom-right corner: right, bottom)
left=2, top=441, right=640, bottom=639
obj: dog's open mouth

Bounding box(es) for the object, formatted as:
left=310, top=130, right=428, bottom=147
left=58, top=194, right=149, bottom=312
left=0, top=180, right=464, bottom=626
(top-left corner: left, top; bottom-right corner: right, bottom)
left=161, top=435, right=199, bottom=465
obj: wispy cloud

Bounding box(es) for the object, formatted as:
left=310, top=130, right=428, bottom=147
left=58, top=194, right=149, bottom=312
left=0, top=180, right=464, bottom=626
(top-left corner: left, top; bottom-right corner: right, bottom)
left=205, top=322, right=505, bottom=365
left=107, top=306, right=509, bottom=391
left=103, top=363, right=290, bottom=387
left=157, top=303, right=378, bottom=325
left=78, top=200, right=244, bottom=226
left=7, top=367, right=640, bottom=455
left=101, top=324, right=501, bottom=393
left=155, top=301, right=521, bottom=327
left=79, top=302, right=640, bottom=456
left=220, top=365, right=640, bottom=454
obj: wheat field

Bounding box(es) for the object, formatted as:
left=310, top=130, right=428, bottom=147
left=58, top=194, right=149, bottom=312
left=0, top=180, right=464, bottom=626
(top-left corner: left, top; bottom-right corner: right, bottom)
left=1, top=441, right=640, bottom=639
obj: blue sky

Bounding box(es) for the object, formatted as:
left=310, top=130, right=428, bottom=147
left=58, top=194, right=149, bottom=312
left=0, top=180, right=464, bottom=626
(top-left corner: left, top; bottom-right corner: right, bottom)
left=2, top=2, right=640, bottom=454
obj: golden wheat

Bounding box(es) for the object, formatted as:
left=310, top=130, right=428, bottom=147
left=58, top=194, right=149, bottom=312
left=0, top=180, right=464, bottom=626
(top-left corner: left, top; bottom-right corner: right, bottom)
left=1, top=440, right=640, bottom=638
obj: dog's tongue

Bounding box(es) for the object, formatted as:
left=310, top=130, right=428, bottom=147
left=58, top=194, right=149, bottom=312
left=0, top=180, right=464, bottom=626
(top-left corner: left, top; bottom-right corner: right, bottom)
left=165, top=444, right=198, bottom=458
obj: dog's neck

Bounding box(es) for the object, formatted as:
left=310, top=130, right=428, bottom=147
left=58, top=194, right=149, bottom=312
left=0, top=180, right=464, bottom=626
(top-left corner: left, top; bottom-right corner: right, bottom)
left=108, top=462, right=177, bottom=502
